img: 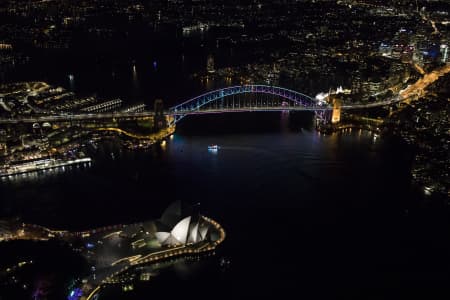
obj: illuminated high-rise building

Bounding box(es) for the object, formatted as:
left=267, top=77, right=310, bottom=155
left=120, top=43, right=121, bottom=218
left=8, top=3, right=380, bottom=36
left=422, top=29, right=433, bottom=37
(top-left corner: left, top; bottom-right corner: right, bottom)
left=207, top=55, right=215, bottom=73
left=440, top=45, right=448, bottom=63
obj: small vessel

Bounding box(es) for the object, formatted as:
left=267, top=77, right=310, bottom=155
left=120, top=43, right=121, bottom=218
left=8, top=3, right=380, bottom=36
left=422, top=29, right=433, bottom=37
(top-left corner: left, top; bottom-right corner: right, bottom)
left=219, top=257, right=231, bottom=269
left=208, top=145, right=219, bottom=151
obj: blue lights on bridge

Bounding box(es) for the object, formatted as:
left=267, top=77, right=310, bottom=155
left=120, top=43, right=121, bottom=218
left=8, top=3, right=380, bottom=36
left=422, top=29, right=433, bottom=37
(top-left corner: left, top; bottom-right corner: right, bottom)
left=168, top=85, right=331, bottom=125
left=0, top=85, right=337, bottom=125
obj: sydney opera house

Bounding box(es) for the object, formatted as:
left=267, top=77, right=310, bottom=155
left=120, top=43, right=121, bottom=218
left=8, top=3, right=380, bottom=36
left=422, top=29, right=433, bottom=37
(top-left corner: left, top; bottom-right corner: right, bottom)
left=80, top=201, right=222, bottom=274
left=155, top=216, right=211, bottom=246
left=0, top=201, right=225, bottom=299
left=155, top=201, right=212, bottom=246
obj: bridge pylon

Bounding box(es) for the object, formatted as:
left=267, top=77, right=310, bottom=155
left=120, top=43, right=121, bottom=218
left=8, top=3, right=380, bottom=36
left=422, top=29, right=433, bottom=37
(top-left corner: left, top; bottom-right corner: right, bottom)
left=331, top=98, right=341, bottom=124
left=153, top=99, right=167, bottom=130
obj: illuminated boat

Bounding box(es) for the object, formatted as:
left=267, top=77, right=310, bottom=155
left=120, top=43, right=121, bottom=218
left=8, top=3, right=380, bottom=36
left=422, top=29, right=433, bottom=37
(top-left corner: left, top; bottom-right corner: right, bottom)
left=207, top=145, right=219, bottom=151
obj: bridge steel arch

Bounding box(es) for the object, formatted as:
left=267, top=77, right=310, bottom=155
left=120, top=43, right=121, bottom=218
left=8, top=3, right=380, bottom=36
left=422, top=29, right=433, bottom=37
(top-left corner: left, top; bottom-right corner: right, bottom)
left=168, top=85, right=332, bottom=125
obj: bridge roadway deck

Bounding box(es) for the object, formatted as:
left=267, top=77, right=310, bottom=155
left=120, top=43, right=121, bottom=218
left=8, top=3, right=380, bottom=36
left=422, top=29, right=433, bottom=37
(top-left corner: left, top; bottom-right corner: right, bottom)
left=0, top=102, right=397, bottom=125
left=171, top=106, right=331, bottom=114
left=0, top=111, right=156, bottom=124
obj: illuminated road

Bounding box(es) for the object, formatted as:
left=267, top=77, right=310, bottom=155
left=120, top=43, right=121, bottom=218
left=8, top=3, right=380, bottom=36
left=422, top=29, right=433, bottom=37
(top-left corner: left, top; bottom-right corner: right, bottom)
left=344, top=63, right=450, bottom=109
left=420, top=12, right=440, bottom=35
left=413, top=63, right=425, bottom=75
left=398, top=63, right=450, bottom=103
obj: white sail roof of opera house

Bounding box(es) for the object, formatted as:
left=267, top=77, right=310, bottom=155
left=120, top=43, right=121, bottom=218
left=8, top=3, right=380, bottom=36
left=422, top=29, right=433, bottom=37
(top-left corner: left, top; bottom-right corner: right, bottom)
left=171, top=216, right=191, bottom=244
left=156, top=216, right=211, bottom=246
left=187, top=222, right=199, bottom=244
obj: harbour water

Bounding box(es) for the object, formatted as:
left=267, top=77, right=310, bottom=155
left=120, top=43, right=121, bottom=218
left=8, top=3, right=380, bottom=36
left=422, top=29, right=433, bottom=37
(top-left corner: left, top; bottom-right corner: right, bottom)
left=2, top=112, right=449, bottom=299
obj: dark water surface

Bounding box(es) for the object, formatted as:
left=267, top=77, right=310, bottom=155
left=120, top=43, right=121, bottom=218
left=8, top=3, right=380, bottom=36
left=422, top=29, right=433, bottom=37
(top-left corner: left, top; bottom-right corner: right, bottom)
left=2, top=112, right=450, bottom=299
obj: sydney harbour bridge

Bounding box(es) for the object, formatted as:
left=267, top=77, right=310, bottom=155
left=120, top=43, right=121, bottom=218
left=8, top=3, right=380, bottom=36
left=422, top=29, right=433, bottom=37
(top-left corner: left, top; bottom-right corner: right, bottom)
left=0, top=84, right=406, bottom=126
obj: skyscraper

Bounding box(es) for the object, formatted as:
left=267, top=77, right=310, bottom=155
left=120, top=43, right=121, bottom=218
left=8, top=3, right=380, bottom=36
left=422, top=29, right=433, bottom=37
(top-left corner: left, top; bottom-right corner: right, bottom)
left=207, top=54, right=215, bottom=74
left=441, top=44, right=448, bottom=63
